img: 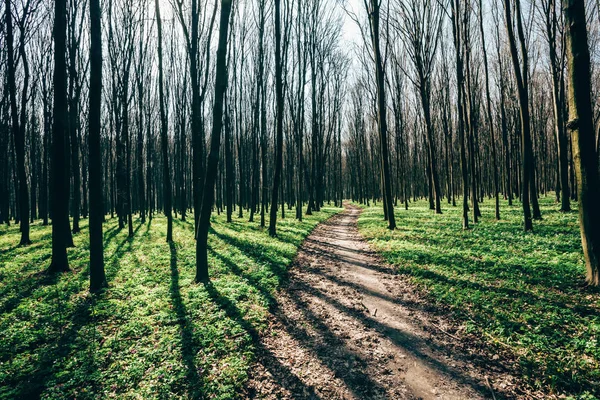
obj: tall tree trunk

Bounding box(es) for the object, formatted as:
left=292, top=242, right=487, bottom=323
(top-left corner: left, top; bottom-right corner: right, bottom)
left=451, top=0, right=470, bottom=229
left=89, top=0, right=107, bottom=292
left=225, top=96, right=234, bottom=223
left=155, top=0, right=173, bottom=242
left=269, top=0, right=284, bottom=236
left=49, top=0, right=70, bottom=272
left=478, top=0, right=500, bottom=220
left=367, top=0, right=396, bottom=230
left=196, top=0, right=233, bottom=283
left=5, top=0, right=31, bottom=245
left=563, top=0, right=600, bottom=286
left=504, top=0, right=534, bottom=231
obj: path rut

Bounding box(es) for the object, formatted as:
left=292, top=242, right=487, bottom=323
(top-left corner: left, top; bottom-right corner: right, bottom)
left=246, top=204, right=510, bottom=399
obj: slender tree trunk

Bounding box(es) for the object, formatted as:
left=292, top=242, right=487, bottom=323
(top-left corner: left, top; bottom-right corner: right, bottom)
left=478, top=0, right=500, bottom=220
left=451, top=0, right=469, bottom=229
left=155, top=0, right=173, bottom=242
left=5, top=0, right=31, bottom=245
left=504, top=0, right=534, bottom=231
left=225, top=96, right=234, bottom=223
left=367, top=0, right=396, bottom=230
left=269, top=0, right=284, bottom=236
left=196, top=0, right=233, bottom=282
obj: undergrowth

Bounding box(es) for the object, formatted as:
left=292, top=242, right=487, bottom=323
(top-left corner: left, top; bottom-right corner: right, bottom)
left=0, top=206, right=339, bottom=399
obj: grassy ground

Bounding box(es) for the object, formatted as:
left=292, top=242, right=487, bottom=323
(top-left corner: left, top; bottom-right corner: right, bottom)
left=356, top=196, right=599, bottom=399
left=0, top=206, right=340, bottom=399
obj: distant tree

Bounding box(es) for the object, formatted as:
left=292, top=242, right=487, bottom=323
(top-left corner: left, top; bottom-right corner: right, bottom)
left=503, top=0, right=535, bottom=231
left=395, top=0, right=444, bottom=215
left=450, top=0, right=470, bottom=229
left=541, top=0, right=570, bottom=212
left=477, top=0, right=500, bottom=220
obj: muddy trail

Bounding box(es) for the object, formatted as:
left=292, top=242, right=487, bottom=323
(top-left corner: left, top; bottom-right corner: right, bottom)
left=245, top=204, right=521, bottom=400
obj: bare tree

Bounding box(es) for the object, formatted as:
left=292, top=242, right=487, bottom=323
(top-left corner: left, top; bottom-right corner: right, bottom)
left=196, top=0, right=233, bottom=282
left=395, top=0, right=444, bottom=214
left=503, top=0, right=535, bottom=231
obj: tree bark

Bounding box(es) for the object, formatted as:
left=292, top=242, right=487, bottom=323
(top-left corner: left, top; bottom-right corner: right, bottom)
left=89, top=0, right=107, bottom=292
left=504, top=0, right=534, bottom=231
left=366, top=0, right=396, bottom=230
left=155, top=0, right=173, bottom=242
left=196, top=0, right=233, bottom=283
left=49, top=0, right=71, bottom=272
left=5, top=0, right=31, bottom=245
left=269, top=0, right=284, bottom=237
left=563, top=0, right=600, bottom=286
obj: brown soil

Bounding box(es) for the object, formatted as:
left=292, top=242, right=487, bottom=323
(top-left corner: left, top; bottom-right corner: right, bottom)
left=245, top=204, right=521, bottom=399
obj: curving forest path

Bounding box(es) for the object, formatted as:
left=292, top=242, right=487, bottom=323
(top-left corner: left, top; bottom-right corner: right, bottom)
left=245, top=204, right=518, bottom=399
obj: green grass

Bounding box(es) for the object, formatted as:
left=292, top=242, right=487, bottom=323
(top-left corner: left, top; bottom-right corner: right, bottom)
left=0, top=206, right=340, bottom=399
left=356, top=196, right=600, bottom=399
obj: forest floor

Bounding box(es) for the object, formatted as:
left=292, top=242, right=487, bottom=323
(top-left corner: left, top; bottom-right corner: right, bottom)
left=246, top=204, right=502, bottom=400
left=246, top=198, right=599, bottom=400
left=356, top=197, right=599, bottom=400
left=1, top=197, right=598, bottom=399
left=0, top=207, right=340, bottom=399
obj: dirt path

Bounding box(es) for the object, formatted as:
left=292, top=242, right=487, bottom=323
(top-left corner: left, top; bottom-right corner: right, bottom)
left=246, top=204, right=513, bottom=399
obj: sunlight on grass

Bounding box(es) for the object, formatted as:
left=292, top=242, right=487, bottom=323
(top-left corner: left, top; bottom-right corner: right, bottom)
left=0, top=206, right=340, bottom=399
left=357, top=196, right=600, bottom=398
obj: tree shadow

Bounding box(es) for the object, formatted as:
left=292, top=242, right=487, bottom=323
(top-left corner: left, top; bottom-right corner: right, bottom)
left=202, top=280, right=322, bottom=400
left=0, top=268, right=58, bottom=316
left=168, top=241, right=203, bottom=399
left=8, top=290, right=102, bottom=399
left=209, top=248, right=390, bottom=398
left=286, top=278, right=494, bottom=398
left=103, top=224, right=121, bottom=246
left=2, top=222, right=141, bottom=398
left=212, top=231, right=290, bottom=278
left=105, top=222, right=142, bottom=282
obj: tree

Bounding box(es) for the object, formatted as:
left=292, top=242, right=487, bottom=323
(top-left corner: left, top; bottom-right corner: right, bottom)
left=49, top=0, right=71, bottom=272
left=477, top=0, right=500, bottom=220
left=541, top=0, right=570, bottom=212
left=450, top=0, right=470, bottom=229
left=196, top=0, right=233, bottom=282
left=364, top=0, right=396, bottom=230
left=396, top=0, right=444, bottom=215
left=563, top=0, right=600, bottom=286
left=89, top=0, right=107, bottom=292
left=5, top=0, right=31, bottom=245
left=172, top=0, right=219, bottom=232
left=269, top=0, right=284, bottom=237
left=503, top=0, right=535, bottom=231
left=155, top=0, right=173, bottom=242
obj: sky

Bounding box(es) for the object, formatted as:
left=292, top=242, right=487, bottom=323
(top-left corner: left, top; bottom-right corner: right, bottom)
left=340, top=0, right=364, bottom=47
